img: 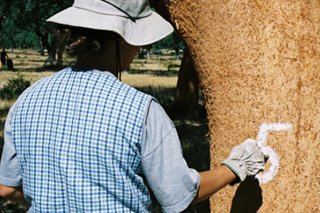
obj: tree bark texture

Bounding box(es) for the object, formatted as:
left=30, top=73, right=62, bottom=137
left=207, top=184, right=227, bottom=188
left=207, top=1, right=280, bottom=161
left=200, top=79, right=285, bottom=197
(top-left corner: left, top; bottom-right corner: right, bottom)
left=167, top=0, right=320, bottom=212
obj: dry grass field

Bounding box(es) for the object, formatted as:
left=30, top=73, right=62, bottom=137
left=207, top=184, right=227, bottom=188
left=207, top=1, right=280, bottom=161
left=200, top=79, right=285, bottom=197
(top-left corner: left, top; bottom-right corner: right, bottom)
left=0, top=49, right=180, bottom=143
left=0, top=49, right=209, bottom=212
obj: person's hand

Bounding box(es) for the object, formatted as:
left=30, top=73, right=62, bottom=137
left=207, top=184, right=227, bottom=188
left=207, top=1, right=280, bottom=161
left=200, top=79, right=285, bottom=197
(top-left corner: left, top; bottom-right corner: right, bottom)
left=221, top=138, right=266, bottom=182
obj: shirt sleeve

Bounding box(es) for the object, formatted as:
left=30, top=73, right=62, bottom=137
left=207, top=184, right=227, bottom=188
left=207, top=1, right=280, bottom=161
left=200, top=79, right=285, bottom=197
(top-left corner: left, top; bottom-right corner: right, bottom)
left=141, top=100, right=200, bottom=213
left=0, top=78, right=44, bottom=187
left=0, top=101, right=22, bottom=187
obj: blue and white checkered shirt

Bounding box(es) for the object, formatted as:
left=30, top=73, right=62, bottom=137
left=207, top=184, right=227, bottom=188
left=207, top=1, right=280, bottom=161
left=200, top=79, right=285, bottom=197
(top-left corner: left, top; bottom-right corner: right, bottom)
left=11, top=68, right=152, bottom=212
left=0, top=67, right=200, bottom=213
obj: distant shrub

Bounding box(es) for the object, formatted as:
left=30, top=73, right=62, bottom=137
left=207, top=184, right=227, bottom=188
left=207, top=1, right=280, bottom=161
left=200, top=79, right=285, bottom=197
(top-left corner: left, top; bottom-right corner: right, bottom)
left=0, top=74, right=31, bottom=100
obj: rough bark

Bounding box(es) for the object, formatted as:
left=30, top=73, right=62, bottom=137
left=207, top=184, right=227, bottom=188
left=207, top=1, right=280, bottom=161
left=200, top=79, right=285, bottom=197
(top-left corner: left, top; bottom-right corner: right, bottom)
left=168, top=0, right=320, bottom=212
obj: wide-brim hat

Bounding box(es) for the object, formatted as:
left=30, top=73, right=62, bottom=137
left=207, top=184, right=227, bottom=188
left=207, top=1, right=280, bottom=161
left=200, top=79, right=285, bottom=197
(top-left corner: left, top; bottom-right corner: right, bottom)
left=47, top=0, right=174, bottom=46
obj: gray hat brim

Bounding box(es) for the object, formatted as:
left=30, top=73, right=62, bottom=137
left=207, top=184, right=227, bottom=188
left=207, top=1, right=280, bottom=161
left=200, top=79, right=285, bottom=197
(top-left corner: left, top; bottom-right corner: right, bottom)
left=47, top=6, right=174, bottom=46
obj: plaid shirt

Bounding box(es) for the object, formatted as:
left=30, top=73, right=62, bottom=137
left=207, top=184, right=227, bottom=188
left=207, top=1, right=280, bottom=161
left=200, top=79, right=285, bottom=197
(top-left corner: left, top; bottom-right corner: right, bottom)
left=11, top=68, right=152, bottom=212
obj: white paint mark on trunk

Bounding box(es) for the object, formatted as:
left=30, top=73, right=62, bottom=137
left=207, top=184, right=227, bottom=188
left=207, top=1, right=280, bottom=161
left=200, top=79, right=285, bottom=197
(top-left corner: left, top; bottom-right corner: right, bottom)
left=255, top=123, right=292, bottom=184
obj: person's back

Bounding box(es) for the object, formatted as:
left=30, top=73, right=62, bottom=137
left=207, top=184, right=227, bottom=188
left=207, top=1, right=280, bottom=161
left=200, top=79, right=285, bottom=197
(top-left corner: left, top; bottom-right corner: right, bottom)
left=12, top=68, right=152, bottom=212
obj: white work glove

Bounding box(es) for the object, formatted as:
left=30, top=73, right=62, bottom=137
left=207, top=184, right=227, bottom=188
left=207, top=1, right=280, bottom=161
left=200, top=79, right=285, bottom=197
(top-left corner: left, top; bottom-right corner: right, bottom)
left=221, top=138, right=266, bottom=182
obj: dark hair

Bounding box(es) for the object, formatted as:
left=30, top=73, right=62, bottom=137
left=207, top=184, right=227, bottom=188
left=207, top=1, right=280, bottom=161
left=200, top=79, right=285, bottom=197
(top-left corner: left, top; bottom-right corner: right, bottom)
left=58, top=26, right=119, bottom=60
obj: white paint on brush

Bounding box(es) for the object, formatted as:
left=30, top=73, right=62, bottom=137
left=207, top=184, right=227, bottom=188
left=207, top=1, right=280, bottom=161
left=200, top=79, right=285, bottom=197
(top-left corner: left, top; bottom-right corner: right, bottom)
left=255, top=123, right=292, bottom=184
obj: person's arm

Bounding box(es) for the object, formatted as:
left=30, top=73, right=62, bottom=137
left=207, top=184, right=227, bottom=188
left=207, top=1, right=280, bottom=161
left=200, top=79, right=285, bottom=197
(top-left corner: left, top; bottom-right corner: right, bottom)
left=193, top=138, right=266, bottom=203
left=141, top=100, right=266, bottom=212
left=193, top=165, right=237, bottom=204
left=0, top=185, right=28, bottom=207
left=0, top=101, right=28, bottom=208
left=141, top=100, right=200, bottom=213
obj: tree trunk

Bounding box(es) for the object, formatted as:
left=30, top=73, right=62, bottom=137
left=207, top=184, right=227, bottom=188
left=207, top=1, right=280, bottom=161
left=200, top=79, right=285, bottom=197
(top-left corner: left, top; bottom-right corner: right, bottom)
left=151, top=0, right=200, bottom=117
left=46, top=50, right=56, bottom=66
left=173, top=48, right=199, bottom=117
left=37, top=32, right=56, bottom=66
left=56, top=46, right=64, bottom=67
left=56, top=29, right=68, bottom=67
left=168, top=0, right=320, bottom=212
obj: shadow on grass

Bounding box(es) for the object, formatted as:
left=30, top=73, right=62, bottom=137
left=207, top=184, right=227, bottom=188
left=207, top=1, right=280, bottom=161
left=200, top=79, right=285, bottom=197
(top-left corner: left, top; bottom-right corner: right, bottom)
left=0, top=106, right=10, bottom=118
left=0, top=198, right=26, bottom=213
left=128, top=68, right=178, bottom=77
left=0, top=106, right=10, bottom=159
left=177, top=118, right=210, bottom=213
left=135, top=86, right=176, bottom=107
left=9, top=65, right=68, bottom=72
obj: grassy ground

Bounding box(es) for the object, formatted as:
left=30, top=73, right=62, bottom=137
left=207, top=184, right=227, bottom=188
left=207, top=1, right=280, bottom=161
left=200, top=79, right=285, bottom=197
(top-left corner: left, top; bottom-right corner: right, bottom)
left=0, top=49, right=210, bottom=212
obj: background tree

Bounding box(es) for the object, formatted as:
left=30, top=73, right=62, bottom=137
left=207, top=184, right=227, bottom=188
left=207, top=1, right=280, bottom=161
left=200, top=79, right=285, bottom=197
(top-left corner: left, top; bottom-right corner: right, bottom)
left=150, top=0, right=200, bottom=118
left=0, top=0, right=73, bottom=66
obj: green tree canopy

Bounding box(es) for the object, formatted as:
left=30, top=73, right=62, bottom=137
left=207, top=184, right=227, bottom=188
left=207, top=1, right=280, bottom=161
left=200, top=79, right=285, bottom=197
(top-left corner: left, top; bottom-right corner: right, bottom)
left=153, top=32, right=184, bottom=52
left=0, top=0, right=183, bottom=65
left=0, top=0, right=72, bottom=62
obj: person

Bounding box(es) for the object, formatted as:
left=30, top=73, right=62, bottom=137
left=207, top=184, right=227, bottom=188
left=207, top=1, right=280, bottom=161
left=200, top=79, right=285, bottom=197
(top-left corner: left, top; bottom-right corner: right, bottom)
left=1, top=48, right=8, bottom=66
left=0, top=0, right=266, bottom=212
